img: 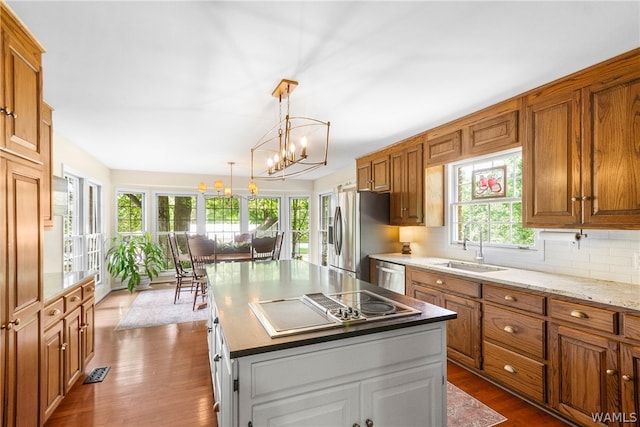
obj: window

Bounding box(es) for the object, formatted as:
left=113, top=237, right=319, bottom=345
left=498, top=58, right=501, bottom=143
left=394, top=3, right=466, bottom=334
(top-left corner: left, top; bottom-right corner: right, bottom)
left=318, top=193, right=332, bottom=266
left=205, top=196, right=240, bottom=243
left=451, top=150, right=534, bottom=249
left=63, top=172, right=104, bottom=284
left=116, top=191, right=144, bottom=235
left=290, top=196, right=309, bottom=261
left=156, top=194, right=197, bottom=266
left=248, top=196, right=280, bottom=237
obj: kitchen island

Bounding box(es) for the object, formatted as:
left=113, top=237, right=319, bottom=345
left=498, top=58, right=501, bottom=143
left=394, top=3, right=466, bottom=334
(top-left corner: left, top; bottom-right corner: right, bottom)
left=205, top=260, right=456, bottom=427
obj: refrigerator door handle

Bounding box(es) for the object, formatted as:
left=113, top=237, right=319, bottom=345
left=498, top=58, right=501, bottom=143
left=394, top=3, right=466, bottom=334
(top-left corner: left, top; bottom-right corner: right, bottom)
left=334, top=206, right=342, bottom=256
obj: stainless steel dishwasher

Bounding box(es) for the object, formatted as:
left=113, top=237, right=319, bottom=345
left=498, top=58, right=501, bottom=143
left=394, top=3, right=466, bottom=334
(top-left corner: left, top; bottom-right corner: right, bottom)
left=374, top=260, right=406, bottom=294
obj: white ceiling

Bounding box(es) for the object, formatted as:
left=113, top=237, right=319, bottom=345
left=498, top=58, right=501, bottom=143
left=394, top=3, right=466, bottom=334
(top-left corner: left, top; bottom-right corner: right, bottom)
left=7, top=1, right=640, bottom=180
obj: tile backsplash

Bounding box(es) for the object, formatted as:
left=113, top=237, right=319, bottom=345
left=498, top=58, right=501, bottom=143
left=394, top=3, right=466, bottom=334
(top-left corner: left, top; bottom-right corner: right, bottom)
left=410, top=227, right=640, bottom=286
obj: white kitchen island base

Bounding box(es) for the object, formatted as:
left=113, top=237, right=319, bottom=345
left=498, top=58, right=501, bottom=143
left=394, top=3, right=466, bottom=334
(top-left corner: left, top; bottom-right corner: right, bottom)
left=212, top=317, right=447, bottom=427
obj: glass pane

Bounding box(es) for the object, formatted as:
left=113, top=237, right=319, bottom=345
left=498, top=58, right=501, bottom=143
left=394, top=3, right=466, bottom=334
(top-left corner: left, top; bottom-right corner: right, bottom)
left=117, top=192, right=144, bottom=233
left=205, top=196, right=239, bottom=243
left=290, top=197, right=309, bottom=261
left=248, top=197, right=280, bottom=237
left=157, top=195, right=197, bottom=234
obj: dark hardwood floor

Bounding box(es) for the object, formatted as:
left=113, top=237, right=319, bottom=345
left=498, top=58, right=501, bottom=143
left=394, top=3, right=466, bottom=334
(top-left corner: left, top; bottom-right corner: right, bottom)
left=46, top=287, right=569, bottom=426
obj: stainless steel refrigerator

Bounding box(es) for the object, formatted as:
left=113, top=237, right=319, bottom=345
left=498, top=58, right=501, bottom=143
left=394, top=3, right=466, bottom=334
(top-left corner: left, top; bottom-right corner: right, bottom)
left=329, top=188, right=400, bottom=282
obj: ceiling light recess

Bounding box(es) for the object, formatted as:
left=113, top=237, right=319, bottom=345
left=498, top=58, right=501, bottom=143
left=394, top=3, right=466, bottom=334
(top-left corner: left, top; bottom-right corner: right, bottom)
left=251, top=79, right=330, bottom=181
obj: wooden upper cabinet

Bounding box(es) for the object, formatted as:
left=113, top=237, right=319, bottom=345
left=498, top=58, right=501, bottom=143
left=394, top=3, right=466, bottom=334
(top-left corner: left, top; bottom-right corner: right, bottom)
left=523, top=89, right=582, bottom=227
left=523, top=49, right=640, bottom=229
left=425, top=129, right=461, bottom=166
left=467, top=110, right=519, bottom=156
left=390, top=141, right=424, bottom=226
left=582, top=75, right=640, bottom=227
left=1, top=25, right=43, bottom=162
left=41, top=103, right=53, bottom=229
left=356, top=154, right=390, bottom=192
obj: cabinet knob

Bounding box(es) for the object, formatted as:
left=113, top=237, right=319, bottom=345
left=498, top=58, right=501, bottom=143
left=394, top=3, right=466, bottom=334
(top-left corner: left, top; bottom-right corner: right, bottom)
left=4, top=109, right=17, bottom=118
left=353, top=424, right=360, bottom=427
left=503, top=325, right=515, bottom=334
left=571, top=196, right=579, bottom=202
left=366, top=420, right=374, bottom=427
left=622, top=374, right=632, bottom=382
left=436, top=279, right=444, bottom=285
left=503, top=365, right=517, bottom=374
left=213, top=402, right=220, bottom=412
left=61, top=343, right=67, bottom=351
left=4, top=318, right=21, bottom=329
left=570, top=310, right=588, bottom=319
left=50, top=308, right=61, bottom=316
left=606, top=369, right=617, bottom=376
left=70, top=296, right=80, bottom=302
left=213, top=354, right=221, bottom=362
left=504, top=295, right=516, bottom=302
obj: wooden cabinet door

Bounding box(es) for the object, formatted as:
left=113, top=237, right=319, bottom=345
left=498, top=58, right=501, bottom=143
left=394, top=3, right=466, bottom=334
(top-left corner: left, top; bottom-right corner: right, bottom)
left=442, top=293, right=482, bottom=369
left=371, top=156, right=390, bottom=192
left=407, top=282, right=440, bottom=306
left=356, top=159, right=372, bottom=192
left=620, top=343, right=640, bottom=425
left=64, top=306, right=83, bottom=393
left=404, top=143, right=423, bottom=225
left=523, top=89, right=582, bottom=227
left=41, top=103, right=53, bottom=229
left=548, top=324, right=620, bottom=426
left=2, top=30, right=42, bottom=162
left=82, top=298, right=95, bottom=368
left=43, top=321, right=64, bottom=421
left=425, top=130, right=461, bottom=166
left=2, top=158, right=42, bottom=427
left=582, top=77, right=640, bottom=227
left=390, top=150, right=405, bottom=225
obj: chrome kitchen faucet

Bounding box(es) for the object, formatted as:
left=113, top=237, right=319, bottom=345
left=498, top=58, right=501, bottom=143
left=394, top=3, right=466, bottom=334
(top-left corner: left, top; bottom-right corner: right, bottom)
left=463, top=221, right=484, bottom=264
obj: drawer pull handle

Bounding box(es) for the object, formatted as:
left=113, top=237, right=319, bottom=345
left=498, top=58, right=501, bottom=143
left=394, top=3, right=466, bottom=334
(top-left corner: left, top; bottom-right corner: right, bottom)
left=606, top=369, right=616, bottom=376
left=436, top=279, right=444, bottom=285
left=504, top=295, right=516, bottom=302
left=503, top=325, right=515, bottom=334
left=570, top=310, right=587, bottom=319
left=61, top=343, right=67, bottom=351
left=86, top=287, right=94, bottom=293
left=622, top=374, right=632, bottom=382
left=213, top=354, right=221, bottom=362
left=70, top=296, right=80, bottom=302
left=213, top=402, right=220, bottom=412
left=49, top=308, right=61, bottom=316
left=503, top=365, right=517, bottom=374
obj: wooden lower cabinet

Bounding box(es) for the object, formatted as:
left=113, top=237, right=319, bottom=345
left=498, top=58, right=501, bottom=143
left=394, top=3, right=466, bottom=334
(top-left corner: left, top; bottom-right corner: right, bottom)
left=620, top=343, right=640, bottom=425
left=42, top=278, right=96, bottom=422
left=548, top=323, right=620, bottom=426
left=407, top=267, right=482, bottom=369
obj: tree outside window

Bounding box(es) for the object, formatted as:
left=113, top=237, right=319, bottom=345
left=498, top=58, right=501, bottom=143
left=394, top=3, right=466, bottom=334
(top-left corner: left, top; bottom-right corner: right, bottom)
left=117, top=191, right=144, bottom=234
left=248, top=197, right=280, bottom=236
left=157, top=194, right=197, bottom=266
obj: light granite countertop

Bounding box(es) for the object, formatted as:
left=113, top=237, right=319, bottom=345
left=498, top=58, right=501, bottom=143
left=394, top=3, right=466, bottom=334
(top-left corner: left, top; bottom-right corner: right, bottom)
left=371, top=254, right=640, bottom=312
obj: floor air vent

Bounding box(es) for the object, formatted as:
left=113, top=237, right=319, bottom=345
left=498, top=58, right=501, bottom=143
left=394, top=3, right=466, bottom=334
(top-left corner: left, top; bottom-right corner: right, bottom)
left=84, top=366, right=110, bottom=384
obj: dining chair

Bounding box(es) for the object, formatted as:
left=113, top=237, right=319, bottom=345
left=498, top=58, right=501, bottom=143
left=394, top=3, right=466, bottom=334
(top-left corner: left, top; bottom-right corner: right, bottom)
left=186, top=234, right=217, bottom=310
left=168, top=232, right=194, bottom=303
left=272, top=232, right=284, bottom=260
left=251, top=235, right=277, bottom=261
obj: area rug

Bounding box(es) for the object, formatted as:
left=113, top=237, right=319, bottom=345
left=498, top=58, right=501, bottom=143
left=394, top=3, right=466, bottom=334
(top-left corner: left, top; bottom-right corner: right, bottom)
left=115, top=288, right=207, bottom=330
left=448, top=382, right=507, bottom=427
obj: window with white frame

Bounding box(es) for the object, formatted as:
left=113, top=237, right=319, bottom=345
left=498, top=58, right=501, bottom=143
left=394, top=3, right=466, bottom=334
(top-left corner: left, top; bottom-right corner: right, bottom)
left=248, top=196, right=280, bottom=237
left=156, top=194, right=197, bottom=266
left=318, top=193, right=332, bottom=266
left=290, top=196, right=310, bottom=261
left=116, top=191, right=145, bottom=235
left=63, top=172, right=104, bottom=284
left=450, top=150, right=535, bottom=249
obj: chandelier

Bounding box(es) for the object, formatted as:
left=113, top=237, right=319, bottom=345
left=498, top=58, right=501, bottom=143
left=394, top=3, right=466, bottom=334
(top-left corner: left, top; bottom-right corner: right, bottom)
left=251, top=79, right=330, bottom=181
left=198, top=162, right=258, bottom=197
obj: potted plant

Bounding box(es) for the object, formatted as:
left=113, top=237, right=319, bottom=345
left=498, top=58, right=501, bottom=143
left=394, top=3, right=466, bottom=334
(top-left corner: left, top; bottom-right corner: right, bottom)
left=105, top=232, right=166, bottom=292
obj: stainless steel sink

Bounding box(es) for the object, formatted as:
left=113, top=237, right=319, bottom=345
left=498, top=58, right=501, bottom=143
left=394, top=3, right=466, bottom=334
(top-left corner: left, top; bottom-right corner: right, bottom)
left=435, top=261, right=506, bottom=273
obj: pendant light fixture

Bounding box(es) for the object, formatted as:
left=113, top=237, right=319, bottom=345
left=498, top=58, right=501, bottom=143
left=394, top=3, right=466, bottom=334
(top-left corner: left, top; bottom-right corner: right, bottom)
left=251, top=79, right=330, bottom=181
left=198, top=162, right=259, bottom=197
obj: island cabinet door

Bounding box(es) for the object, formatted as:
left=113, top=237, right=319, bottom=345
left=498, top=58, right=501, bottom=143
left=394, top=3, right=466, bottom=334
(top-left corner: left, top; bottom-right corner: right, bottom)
left=251, top=383, right=360, bottom=427
left=360, top=362, right=445, bottom=427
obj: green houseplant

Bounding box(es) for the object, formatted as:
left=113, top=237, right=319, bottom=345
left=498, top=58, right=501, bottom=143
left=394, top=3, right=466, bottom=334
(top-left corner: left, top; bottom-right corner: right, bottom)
left=105, top=232, right=166, bottom=292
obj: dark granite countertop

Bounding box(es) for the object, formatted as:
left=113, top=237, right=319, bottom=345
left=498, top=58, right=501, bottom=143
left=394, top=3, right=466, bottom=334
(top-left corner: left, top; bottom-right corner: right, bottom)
left=44, top=271, right=96, bottom=302
left=205, top=260, right=456, bottom=358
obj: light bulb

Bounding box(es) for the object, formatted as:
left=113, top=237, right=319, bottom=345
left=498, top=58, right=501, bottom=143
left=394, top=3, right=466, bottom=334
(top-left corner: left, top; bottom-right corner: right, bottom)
left=301, top=136, right=308, bottom=157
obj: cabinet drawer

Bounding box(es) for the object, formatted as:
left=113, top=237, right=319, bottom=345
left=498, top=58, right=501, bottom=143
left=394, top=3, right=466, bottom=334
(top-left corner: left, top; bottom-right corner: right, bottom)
left=483, top=305, right=545, bottom=359
left=548, top=298, right=617, bottom=334
left=483, top=341, right=545, bottom=402
left=483, top=284, right=545, bottom=315
left=623, top=313, right=640, bottom=341
left=44, top=299, right=64, bottom=329
left=408, top=268, right=481, bottom=298
left=64, top=288, right=83, bottom=312
left=82, top=281, right=95, bottom=300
